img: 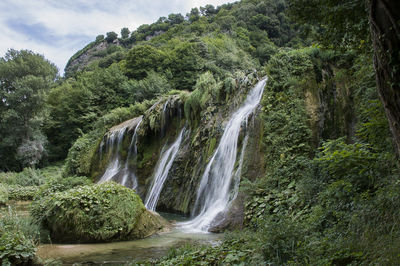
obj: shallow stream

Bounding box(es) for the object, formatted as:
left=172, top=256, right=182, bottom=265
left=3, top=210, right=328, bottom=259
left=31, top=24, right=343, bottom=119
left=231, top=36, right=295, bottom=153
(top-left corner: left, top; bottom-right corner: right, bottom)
left=37, top=228, right=221, bottom=265
left=3, top=202, right=221, bottom=265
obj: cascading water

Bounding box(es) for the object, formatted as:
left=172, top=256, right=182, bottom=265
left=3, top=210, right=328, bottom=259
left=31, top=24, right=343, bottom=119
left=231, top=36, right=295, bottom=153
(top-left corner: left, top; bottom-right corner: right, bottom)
left=231, top=134, right=249, bottom=202
left=160, top=100, right=169, bottom=138
left=145, top=128, right=186, bottom=211
left=180, top=78, right=267, bottom=232
left=121, top=116, right=143, bottom=189
left=98, top=117, right=142, bottom=186
left=99, top=126, right=128, bottom=183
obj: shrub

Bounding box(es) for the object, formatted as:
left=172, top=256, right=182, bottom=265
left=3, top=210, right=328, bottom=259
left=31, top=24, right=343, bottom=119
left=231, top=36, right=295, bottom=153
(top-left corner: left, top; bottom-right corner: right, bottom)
left=0, top=184, right=8, bottom=205
left=7, top=186, right=39, bottom=201
left=105, top=31, right=118, bottom=43
left=316, top=138, right=392, bottom=191
left=63, top=130, right=104, bottom=177
left=122, top=71, right=171, bottom=103
left=0, top=167, right=41, bottom=187
left=31, top=182, right=146, bottom=242
left=184, top=72, right=221, bottom=122
left=124, top=45, right=169, bottom=79
left=0, top=209, right=38, bottom=265
left=35, top=175, right=92, bottom=199
left=0, top=164, right=63, bottom=188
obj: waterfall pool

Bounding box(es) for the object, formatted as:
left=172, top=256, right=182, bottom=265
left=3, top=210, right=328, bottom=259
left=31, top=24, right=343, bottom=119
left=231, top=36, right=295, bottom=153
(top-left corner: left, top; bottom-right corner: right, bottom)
left=37, top=228, right=221, bottom=265
left=35, top=211, right=221, bottom=265
left=2, top=201, right=221, bottom=264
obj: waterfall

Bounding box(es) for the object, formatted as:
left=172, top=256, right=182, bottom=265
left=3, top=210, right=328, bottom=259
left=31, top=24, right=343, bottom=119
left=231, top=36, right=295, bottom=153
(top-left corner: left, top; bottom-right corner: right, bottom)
left=98, top=117, right=142, bottom=186
left=160, top=99, right=169, bottom=138
left=231, top=134, right=249, bottom=202
left=121, top=116, right=143, bottom=189
left=145, top=128, right=185, bottom=211
left=98, top=126, right=128, bottom=183
left=180, top=78, right=267, bottom=232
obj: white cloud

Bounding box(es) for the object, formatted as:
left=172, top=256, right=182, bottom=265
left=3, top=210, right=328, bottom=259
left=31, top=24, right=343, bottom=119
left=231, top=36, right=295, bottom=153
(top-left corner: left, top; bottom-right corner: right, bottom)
left=0, top=0, right=233, bottom=75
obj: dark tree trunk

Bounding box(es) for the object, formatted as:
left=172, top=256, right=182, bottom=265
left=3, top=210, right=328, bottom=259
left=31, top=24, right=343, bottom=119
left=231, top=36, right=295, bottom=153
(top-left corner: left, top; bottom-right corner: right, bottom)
left=369, top=0, right=400, bottom=154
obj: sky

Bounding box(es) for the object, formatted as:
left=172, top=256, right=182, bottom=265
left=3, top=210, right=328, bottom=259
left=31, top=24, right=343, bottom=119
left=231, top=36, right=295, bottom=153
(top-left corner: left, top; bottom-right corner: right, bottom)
left=0, top=0, right=233, bottom=75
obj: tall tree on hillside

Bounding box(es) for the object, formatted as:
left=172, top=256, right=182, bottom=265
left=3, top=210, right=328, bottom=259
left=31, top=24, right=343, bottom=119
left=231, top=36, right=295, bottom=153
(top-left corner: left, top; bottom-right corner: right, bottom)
left=0, top=49, right=57, bottom=170
left=121, top=27, right=130, bottom=39
left=289, top=0, right=400, bottom=154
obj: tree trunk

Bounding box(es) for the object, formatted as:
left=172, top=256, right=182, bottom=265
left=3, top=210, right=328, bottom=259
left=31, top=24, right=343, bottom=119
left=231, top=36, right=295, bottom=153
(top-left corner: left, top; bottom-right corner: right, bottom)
left=369, top=0, right=400, bottom=155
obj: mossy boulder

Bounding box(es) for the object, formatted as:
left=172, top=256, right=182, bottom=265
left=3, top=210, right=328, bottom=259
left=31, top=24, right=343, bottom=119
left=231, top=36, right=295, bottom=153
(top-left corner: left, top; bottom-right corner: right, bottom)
left=31, top=182, right=169, bottom=243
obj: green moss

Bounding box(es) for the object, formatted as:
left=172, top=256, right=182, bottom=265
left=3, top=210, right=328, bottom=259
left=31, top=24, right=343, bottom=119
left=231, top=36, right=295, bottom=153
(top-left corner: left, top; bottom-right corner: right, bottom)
left=130, top=210, right=169, bottom=239
left=207, top=137, right=217, bottom=159
left=184, top=72, right=221, bottom=124
left=64, top=129, right=105, bottom=177
left=31, top=182, right=146, bottom=243
left=137, top=138, right=160, bottom=170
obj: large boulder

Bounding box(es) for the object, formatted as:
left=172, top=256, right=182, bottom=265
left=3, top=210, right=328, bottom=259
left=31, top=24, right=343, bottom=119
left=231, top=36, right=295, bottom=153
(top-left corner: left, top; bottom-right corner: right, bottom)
left=208, top=193, right=245, bottom=233
left=31, top=181, right=169, bottom=243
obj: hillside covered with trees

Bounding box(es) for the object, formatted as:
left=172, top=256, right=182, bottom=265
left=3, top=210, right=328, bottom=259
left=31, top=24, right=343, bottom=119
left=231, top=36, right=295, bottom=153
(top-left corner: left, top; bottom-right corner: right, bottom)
left=0, top=0, right=399, bottom=265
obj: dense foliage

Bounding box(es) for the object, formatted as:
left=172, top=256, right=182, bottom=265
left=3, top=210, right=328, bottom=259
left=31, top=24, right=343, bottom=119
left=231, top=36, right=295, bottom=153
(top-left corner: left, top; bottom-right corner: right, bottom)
left=1, top=0, right=399, bottom=264
left=0, top=209, right=41, bottom=266
left=0, top=50, right=58, bottom=171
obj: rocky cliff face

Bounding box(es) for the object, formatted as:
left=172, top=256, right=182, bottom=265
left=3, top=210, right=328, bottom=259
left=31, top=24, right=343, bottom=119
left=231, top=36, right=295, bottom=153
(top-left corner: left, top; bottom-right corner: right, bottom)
left=305, top=65, right=356, bottom=148
left=64, top=39, right=121, bottom=76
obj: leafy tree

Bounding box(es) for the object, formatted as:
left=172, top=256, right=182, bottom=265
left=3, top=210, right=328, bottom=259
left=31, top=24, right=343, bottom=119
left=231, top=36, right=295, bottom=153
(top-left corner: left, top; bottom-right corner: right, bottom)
left=184, top=72, right=221, bottom=121
left=105, top=31, right=118, bottom=43
left=124, top=45, right=169, bottom=79
left=95, top=34, right=104, bottom=42
left=167, top=13, right=185, bottom=25
left=122, top=71, right=171, bottom=102
left=168, top=40, right=206, bottom=89
left=45, top=64, right=129, bottom=159
left=45, top=82, right=96, bottom=160
left=120, top=27, right=130, bottom=39
left=0, top=49, right=57, bottom=170
left=187, top=8, right=200, bottom=22
left=200, top=4, right=216, bottom=16
left=216, top=15, right=236, bottom=31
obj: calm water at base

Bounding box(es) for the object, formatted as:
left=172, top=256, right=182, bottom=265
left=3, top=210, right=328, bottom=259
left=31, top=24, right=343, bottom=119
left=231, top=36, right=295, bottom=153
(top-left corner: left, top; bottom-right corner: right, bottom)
left=37, top=213, right=222, bottom=265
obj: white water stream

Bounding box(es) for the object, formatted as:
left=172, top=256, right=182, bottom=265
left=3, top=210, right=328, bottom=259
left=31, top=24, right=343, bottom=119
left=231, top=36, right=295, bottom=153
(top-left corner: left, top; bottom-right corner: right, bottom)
left=99, top=126, right=127, bottom=183
left=145, top=128, right=186, bottom=211
left=121, top=116, right=142, bottom=189
left=180, top=78, right=267, bottom=232
left=99, top=117, right=142, bottom=188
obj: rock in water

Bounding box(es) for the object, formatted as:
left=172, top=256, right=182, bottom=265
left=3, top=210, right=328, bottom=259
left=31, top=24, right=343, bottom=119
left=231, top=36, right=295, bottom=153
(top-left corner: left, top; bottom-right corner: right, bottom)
left=31, top=181, right=170, bottom=243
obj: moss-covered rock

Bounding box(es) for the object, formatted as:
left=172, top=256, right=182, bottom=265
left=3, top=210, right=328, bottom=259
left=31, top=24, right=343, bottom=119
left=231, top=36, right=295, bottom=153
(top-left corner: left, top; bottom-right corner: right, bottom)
left=31, top=182, right=169, bottom=243
left=130, top=210, right=170, bottom=239
left=209, top=193, right=245, bottom=233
